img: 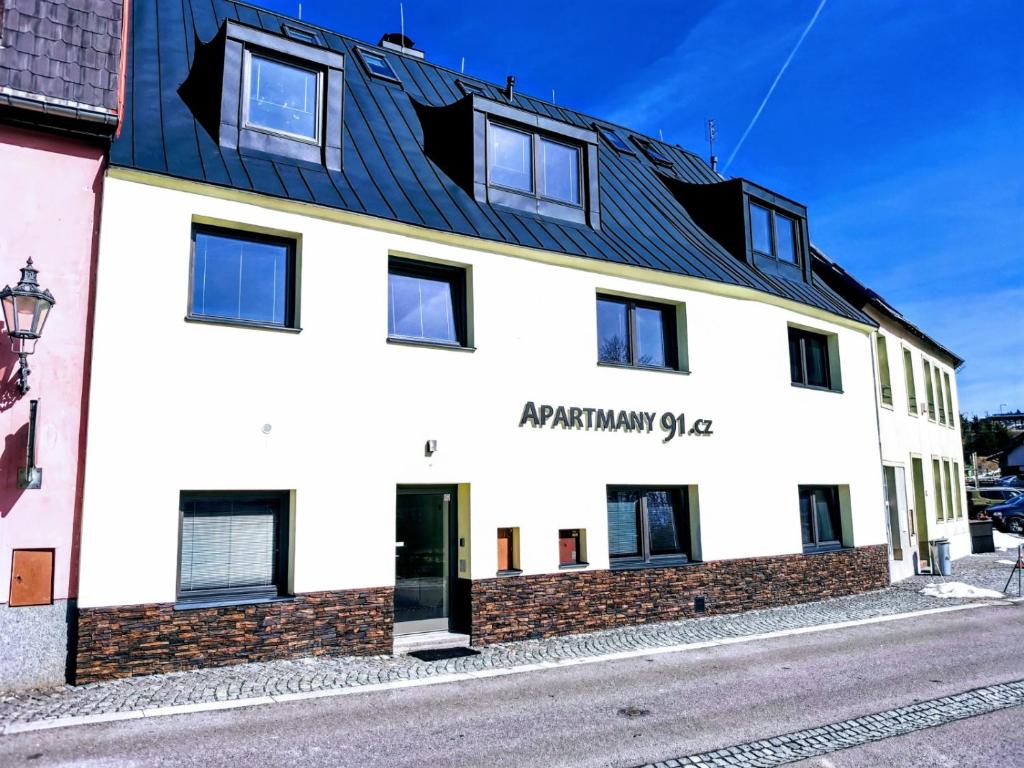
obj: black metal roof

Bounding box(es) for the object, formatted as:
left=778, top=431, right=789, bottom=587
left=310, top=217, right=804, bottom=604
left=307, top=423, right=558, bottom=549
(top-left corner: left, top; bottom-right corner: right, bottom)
left=811, top=246, right=963, bottom=368
left=0, top=0, right=122, bottom=127
left=111, top=0, right=872, bottom=325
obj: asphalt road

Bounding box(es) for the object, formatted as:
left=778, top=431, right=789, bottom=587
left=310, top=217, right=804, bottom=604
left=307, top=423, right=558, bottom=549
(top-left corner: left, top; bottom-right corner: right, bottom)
left=2, top=603, right=1023, bottom=768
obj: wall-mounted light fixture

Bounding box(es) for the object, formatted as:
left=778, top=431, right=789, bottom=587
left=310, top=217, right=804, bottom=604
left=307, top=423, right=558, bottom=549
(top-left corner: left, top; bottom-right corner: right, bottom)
left=0, top=258, right=55, bottom=395
left=424, top=439, right=437, bottom=456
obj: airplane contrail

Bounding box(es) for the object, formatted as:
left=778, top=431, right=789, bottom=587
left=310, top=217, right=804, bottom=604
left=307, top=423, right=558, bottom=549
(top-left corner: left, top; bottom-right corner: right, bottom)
left=724, top=0, right=829, bottom=172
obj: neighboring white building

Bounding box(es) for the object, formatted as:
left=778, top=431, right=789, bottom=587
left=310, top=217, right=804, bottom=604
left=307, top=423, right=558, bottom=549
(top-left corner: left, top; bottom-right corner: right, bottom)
left=70, top=1, right=956, bottom=682
left=814, top=250, right=968, bottom=581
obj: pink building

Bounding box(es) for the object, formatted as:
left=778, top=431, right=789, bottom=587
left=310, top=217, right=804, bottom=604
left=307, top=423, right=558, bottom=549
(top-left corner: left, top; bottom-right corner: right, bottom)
left=0, top=1, right=124, bottom=690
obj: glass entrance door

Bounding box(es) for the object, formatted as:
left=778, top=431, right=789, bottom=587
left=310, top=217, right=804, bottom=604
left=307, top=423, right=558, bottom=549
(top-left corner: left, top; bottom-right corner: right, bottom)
left=883, top=465, right=910, bottom=560
left=911, top=457, right=930, bottom=570
left=394, top=489, right=451, bottom=635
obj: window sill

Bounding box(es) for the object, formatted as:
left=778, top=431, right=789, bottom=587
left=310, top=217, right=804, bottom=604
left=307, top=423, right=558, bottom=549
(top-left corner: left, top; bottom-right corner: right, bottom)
left=242, top=121, right=321, bottom=147
left=558, top=561, right=590, bottom=570
left=496, top=568, right=523, bottom=577
left=610, top=557, right=696, bottom=571
left=790, top=382, right=843, bottom=394
left=185, top=316, right=302, bottom=334
left=880, top=402, right=894, bottom=411
left=173, top=595, right=294, bottom=611
left=386, top=337, right=475, bottom=352
left=801, top=545, right=851, bottom=556
left=597, top=362, right=689, bottom=376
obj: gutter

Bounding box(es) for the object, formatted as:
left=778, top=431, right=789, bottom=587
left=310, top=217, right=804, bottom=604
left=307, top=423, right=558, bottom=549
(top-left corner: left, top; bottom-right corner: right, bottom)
left=0, top=91, right=118, bottom=131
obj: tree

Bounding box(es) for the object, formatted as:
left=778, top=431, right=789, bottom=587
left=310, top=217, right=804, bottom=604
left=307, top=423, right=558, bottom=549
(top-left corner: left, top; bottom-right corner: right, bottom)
left=960, top=414, right=1012, bottom=462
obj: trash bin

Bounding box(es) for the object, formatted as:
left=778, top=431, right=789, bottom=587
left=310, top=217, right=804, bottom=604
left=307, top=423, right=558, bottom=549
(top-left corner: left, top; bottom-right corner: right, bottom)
left=932, top=538, right=952, bottom=576
left=970, top=520, right=995, bottom=554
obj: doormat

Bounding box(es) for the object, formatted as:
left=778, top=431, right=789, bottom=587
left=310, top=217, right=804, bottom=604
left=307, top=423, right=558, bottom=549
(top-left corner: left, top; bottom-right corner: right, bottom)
left=408, top=647, right=482, bottom=662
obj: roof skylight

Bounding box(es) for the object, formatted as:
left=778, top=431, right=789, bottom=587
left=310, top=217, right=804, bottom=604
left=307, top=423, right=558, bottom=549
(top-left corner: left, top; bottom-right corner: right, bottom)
left=457, top=79, right=487, bottom=97
left=356, top=47, right=401, bottom=84
left=281, top=24, right=321, bottom=45
left=632, top=136, right=673, bottom=167
left=596, top=126, right=633, bottom=154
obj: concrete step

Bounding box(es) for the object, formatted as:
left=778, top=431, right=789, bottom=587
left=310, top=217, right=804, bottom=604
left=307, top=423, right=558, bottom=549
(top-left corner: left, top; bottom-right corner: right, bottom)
left=393, top=631, right=471, bottom=656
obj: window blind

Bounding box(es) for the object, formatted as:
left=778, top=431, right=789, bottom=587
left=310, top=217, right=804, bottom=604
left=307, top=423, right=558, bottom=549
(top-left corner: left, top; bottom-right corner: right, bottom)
left=179, top=496, right=282, bottom=600
left=607, top=496, right=640, bottom=557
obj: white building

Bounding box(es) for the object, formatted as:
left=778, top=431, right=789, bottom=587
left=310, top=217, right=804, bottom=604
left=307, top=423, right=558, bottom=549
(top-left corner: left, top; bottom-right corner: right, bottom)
left=814, top=251, right=968, bottom=581
left=70, top=1, right=958, bottom=682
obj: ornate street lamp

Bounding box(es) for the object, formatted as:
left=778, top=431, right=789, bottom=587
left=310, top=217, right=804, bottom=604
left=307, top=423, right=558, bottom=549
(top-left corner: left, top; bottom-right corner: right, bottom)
left=0, top=258, right=55, bottom=395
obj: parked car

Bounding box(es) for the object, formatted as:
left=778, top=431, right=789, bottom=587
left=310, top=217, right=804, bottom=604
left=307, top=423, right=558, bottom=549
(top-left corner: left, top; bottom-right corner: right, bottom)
left=968, top=487, right=1024, bottom=518
left=987, top=494, right=1024, bottom=534
left=999, top=476, right=1024, bottom=488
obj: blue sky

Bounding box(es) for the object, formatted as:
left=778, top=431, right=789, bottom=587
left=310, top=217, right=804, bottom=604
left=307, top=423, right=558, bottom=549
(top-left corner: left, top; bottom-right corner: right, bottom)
left=260, top=0, right=1022, bottom=417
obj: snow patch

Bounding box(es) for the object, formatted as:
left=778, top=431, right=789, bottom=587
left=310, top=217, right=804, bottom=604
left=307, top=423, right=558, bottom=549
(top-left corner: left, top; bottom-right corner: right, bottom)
left=997, top=560, right=1017, bottom=565
left=994, top=531, right=1024, bottom=551
left=919, top=582, right=1005, bottom=600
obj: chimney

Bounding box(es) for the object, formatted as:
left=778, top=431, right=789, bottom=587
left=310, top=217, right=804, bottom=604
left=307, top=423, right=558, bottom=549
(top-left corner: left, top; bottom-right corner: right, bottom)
left=505, top=75, right=515, bottom=101
left=379, top=33, right=424, bottom=59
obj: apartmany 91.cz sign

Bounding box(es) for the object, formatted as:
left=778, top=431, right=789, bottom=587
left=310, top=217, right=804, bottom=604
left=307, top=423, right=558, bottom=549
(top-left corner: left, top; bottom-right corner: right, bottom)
left=518, top=401, right=713, bottom=443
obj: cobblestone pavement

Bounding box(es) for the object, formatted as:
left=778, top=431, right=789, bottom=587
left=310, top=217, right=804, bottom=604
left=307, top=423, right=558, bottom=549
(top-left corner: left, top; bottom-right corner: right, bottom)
left=1, top=547, right=1020, bottom=731
left=638, top=678, right=1024, bottom=768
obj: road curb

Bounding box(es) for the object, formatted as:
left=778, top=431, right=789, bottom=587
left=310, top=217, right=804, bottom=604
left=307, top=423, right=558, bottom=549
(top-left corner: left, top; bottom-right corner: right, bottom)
left=3, top=597, right=1020, bottom=736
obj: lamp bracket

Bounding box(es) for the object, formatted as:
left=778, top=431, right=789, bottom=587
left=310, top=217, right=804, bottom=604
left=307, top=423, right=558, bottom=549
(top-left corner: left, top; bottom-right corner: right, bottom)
left=16, top=352, right=30, bottom=395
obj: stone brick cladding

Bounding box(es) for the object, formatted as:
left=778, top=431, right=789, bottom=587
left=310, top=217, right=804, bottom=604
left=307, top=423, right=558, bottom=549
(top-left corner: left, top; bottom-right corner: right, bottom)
left=470, top=545, right=888, bottom=644
left=74, top=587, right=393, bottom=684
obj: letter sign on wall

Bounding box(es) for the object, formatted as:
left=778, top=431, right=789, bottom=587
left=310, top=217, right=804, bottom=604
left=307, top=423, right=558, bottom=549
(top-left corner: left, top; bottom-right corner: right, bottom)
left=518, top=401, right=713, bottom=442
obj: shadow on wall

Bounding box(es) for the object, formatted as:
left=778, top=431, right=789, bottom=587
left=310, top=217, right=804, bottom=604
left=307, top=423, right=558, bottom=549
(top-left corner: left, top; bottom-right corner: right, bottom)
left=0, top=334, right=30, bottom=517
left=0, top=335, right=23, bottom=413
left=0, top=421, right=28, bottom=518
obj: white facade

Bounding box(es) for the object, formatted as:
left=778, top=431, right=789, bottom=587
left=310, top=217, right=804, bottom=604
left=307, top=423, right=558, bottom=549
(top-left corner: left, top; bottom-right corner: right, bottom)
left=76, top=172, right=889, bottom=610
left=872, top=308, right=969, bottom=581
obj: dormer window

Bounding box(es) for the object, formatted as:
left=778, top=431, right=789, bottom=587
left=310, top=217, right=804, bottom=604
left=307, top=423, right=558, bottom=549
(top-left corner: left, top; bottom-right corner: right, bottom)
left=750, top=202, right=798, bottom=264
left=194, top=21, right=344, bottom=171
left=662, top=177, right=812, bottom=284
left=540, top=137, right=581, bottom=205
left=488, top=123, right=532, bottom=192
left=416, top=94, right=600, bottom=227
left=486, top=122, right=582, bottom=207
left=745, top=195, right=805, bottom=280
left=244, top=53, right=321, bottom=142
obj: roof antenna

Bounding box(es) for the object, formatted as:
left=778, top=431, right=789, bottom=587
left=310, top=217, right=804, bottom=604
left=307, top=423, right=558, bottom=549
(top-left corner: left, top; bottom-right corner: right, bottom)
left=551, top=88, right=556, bottom=104
left=298, top=2, right=302, bottom=19
left=460, top=56, right=465, bottom=73
left=706, top=118, right=718, bottom=172
left=659, top=128, right=664, bottom=142
left=505, top=75, right=515, bottom=101
left=400, top=3, right=405, bottom=48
